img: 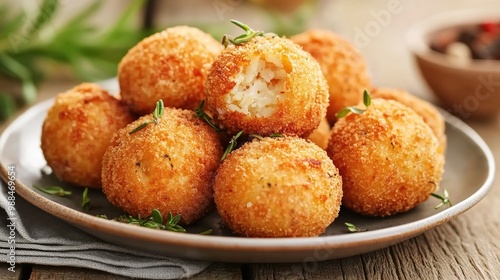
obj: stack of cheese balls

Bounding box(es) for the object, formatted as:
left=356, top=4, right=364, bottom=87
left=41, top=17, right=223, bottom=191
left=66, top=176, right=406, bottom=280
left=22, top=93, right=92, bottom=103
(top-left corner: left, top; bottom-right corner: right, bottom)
left=40, top=23, right=446, bottom=236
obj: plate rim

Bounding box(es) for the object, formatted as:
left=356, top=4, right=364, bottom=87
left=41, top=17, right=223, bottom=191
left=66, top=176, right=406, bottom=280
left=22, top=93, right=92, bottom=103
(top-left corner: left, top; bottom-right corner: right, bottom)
left=0, top=98, right=496, bottom=260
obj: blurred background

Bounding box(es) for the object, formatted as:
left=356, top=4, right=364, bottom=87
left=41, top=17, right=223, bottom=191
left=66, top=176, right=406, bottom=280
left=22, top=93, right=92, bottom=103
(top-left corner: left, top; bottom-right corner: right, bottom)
left=1, top=0, right=499, bottom=120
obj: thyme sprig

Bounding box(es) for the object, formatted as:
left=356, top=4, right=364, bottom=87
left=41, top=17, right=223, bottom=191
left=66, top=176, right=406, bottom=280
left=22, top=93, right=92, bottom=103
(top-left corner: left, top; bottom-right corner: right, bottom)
left=194, top=100, right=222, bottom=132
left=344, top=222, right=367, bottom=233
left=222, top=19, right=265, bottom=47
left=221, top=130, right=243, bottom=161
left=431, top=189, right=452, bottom=209
left=336, top=90, right=372, bottom=118
left=98, top=209, right=212, bottom=234
left=129, top=99, right=164, bottom=134
left=33, top=185, right=71, bottom=197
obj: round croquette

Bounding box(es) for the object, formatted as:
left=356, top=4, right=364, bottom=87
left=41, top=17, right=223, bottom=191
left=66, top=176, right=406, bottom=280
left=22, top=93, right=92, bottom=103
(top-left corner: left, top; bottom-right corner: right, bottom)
left=291, top=29, right=371, bottom=124
left=205, top=35, right=329, bottom=137
left=214, top=137, right=343, bottom=237
left=41, top=83, right=134, bottom=188
left=101, top=107, right=223, bottom=224
left=118, top=26, right=223, bottom=115
left=327, top=99, right=444, bottom=217
left=371, top=87, right=447, bottom=152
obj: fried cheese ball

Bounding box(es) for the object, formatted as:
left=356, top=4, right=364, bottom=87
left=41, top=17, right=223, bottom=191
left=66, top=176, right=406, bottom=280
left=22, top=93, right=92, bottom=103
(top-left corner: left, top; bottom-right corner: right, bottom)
left=214, top=137, right=343, bottom=237
left=118, top=26, right=223, bottom=115
left=291, top=29, right=371, bottom=124
left=307, top=117, right=331, bottom=150
left=371, top=87, right=447, bottom=152
left=41, top=83, right=134, bottom=188
left=327, top=99, right=444, bottom=217
left=101, top=107, right=223, bottom=224
left=205, top=35, right=329, bottom=137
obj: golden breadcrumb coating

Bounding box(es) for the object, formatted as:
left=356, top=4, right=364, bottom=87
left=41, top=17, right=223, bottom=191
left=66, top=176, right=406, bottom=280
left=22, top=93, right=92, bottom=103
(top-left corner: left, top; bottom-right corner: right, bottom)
left=327, top=99, right=444, bottom=217
left=371, top=87, right=447, bottom=152
left=214, top=137, right=342, bottom=237
left=118, top=26, right=223, bottom=115
left=307, top=117, right=331, bottom=150
left=101, top=108, right=223, bottom=224
left=41, top=83, right=134, bottom=188
left=291, top=29, right=371, bottom=124
left=205, top=35, right=329, bottom=137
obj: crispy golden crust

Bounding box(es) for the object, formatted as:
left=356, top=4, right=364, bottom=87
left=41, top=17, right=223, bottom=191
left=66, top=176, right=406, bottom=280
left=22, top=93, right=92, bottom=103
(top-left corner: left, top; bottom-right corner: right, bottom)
left=214, top=137, right=342, bottom=237
left=291, top=29, right=371, bottom=124
left=307, top=117, right=331, bottom=150
left=41, top=83, right=134, bottom=188
left=371, top=87, right=447, bottom=152
left=101, top=108, right=223, bottom=224
left=118, top=26, right=223, bottom=115
left=205, top=35, right=329, bottom=137
left=326, top=99, right=444, bottom=217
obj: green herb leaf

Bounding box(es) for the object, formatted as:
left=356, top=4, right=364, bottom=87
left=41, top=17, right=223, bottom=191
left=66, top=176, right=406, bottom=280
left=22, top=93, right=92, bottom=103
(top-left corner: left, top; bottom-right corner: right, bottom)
left=129, top=99, right=165, bottom=134
left=222, top=19, right=265, bottom=47
left=152, top=209, right=163, bottom=224
left=345, top=222, right=367, bottom=233
left=0, top=0, right=150, bottom=110
left=194, top=100, right=222, bottom=132
left=269, top=133, right=283, bottom=138
left=0, top=12, right=25, bottom=42
left=152, top=99, right=164, bottom=122
left=33, top=185, right=72, bottom=197
left=249, top=134, right=264, bottom=141
left=96, top=209, right=213, bottom=235
left=19, top=0, right=59, bottom=48
left=221, top=34, right=229, bottom=48
left=0, top=93, right=16, bottom=121
left=129, top=121, right=150, bottom=134
left=0, top=54, right=36, bottom=103
left=336, top=90, right=372, bottom=119
left=199, top=229, right=213, bottom=235
left=221, top=130, right=243, bottom=161
left=431, top=189, right=452, bottom=209
left=230, top=19, right=250, bottom=31
left=363, top=90, right=371, bottom=107
left=82, top=188, right=91, bottom=210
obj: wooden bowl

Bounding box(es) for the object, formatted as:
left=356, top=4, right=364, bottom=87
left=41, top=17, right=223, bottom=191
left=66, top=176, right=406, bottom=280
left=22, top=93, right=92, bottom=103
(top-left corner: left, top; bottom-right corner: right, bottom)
left=407, top=10, right=500, bottom=120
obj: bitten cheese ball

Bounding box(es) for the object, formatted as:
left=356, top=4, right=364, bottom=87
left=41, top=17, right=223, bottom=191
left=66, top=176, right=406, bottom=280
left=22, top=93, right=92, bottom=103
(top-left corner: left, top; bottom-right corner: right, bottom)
left=101, top=107, right=223, bottom=224
left=41, top=83, right=134, bottom=188
left=327, top=99, right=444, bottom=217
left=205, top=35, right=329, bottom=137
left=118, top=26, right=223, bottom=115
left=214, top=137, right=343, bottom=237
left=371, top=87, right=447, bottom=152
left=291, top=29, right=371, bottom=124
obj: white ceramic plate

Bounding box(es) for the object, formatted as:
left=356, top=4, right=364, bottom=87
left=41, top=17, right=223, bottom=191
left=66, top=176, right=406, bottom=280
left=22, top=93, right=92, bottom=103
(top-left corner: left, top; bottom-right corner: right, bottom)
left=0, top=96, right=495, bottom=263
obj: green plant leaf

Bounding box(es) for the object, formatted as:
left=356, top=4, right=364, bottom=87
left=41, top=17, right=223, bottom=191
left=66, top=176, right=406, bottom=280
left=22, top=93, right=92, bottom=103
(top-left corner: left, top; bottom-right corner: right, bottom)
left=0, top=93, right=16, bottom=121
left=0, top=12, right=25, bottom=43
left=152, top=209, right=163, bottom=224
left=62, top=0, right=102, bottom=30
left=33, top=185, right=72, bottom=197
left=0, top=53, right=37, bottom=103
left=21, top=79, right=37, bottom=104
left=20, top=0, right=59, bottom=46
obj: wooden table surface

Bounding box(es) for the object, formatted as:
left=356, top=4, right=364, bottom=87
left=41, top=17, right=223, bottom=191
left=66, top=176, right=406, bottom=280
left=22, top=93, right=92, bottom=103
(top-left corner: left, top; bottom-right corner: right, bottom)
left=0, top=75, right=499, bottom=280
